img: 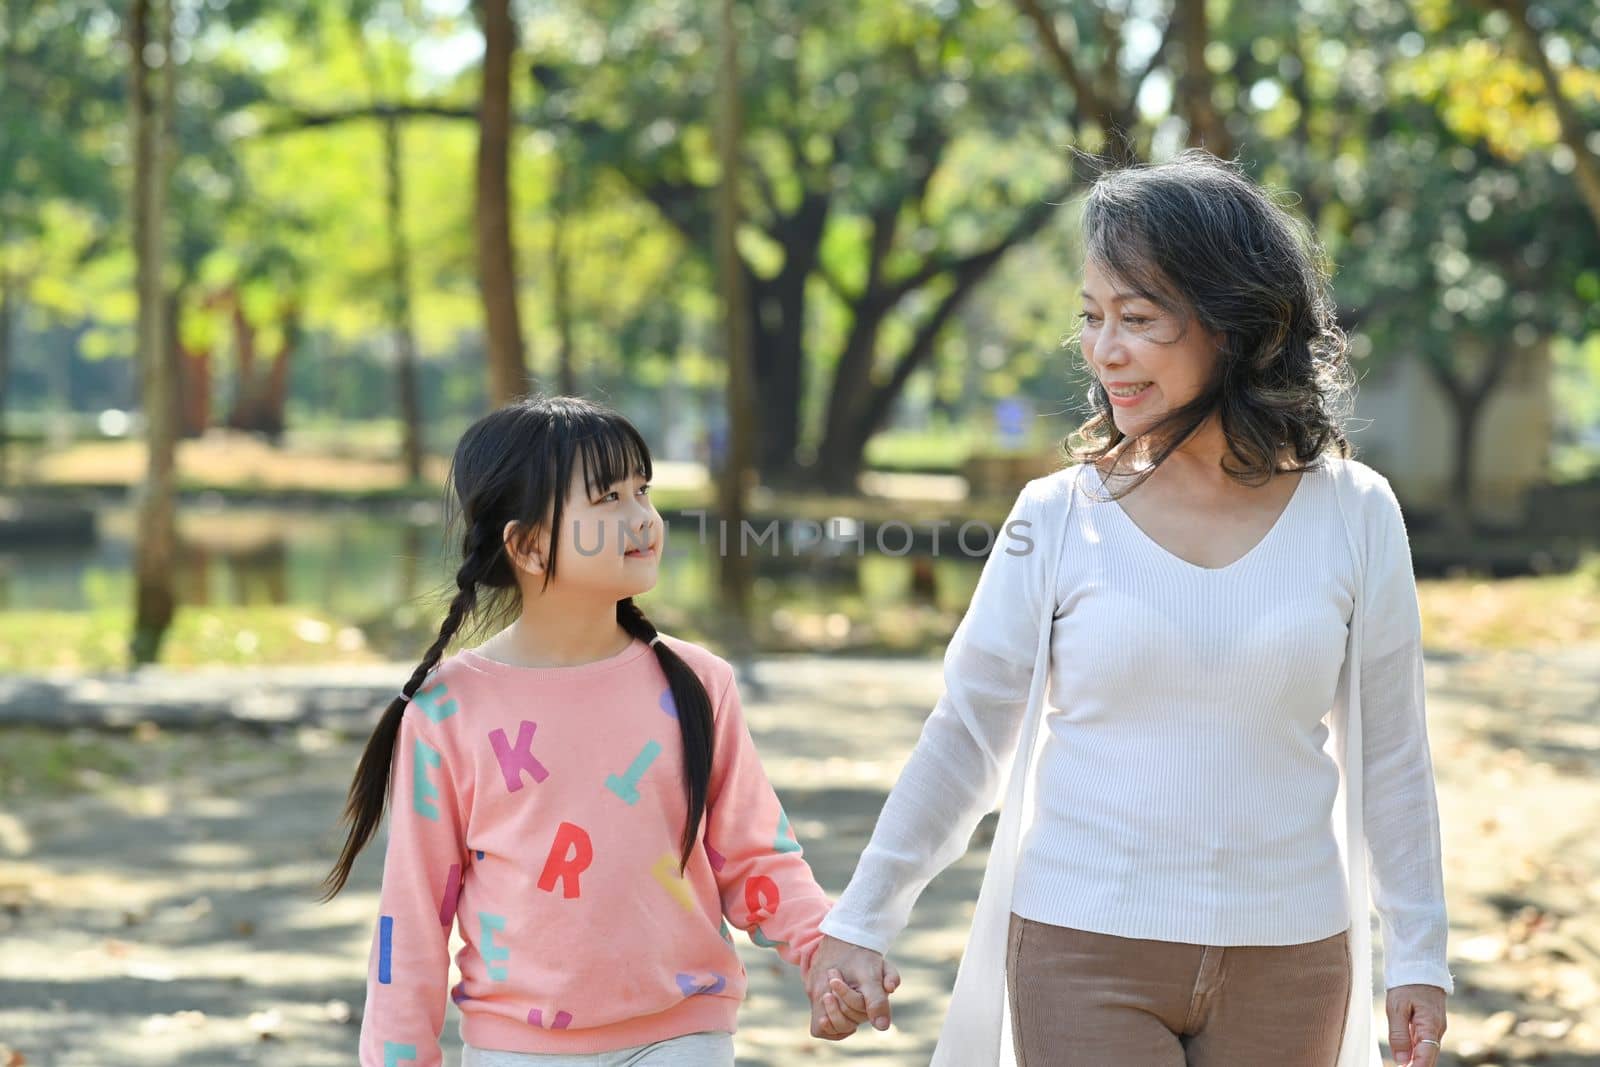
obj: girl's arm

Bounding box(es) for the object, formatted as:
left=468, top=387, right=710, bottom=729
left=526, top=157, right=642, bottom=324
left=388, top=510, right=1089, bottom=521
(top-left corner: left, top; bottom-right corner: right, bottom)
left=1358, top=476, right=1455, bottom=994
left=358, top=704, right=469, bottom=1067
left=818, top=486, right=1046, bottom=955
left=702, top=665, right=833, bottom=979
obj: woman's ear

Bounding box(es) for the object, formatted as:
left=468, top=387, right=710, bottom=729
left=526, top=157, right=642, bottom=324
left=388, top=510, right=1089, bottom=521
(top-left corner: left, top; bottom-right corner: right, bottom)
left=502, top=519, right=546, bottom=576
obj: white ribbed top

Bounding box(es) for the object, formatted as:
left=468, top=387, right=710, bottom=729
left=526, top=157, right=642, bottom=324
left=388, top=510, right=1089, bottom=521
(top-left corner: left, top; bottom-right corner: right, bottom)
left=1013, top=462, right=1352, bottom=943
left=821, top=457, right=1454, bottom=996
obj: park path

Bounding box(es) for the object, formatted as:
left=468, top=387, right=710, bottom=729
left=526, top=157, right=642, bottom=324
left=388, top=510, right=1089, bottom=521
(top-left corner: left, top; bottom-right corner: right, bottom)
left=2, top=646, right=1599, bottom=1065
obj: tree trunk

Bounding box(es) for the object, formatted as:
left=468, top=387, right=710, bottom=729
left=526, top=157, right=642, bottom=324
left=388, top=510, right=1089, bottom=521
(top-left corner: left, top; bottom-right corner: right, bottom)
left=383, top=116, right=424, bottom=480
left=811, top=187, right=1072, bottom=493
left=130, top=0, right=179, bottom=665
left=168, top=288, right=208, bottom=438
left=551, top=160, right=577, bottom=397
left=474, top=0, right=528, bottom=406
left=0, top=273, right=14, bottom=485
left=1175, top=0, right=1232, bottom=156
left=262, top=305, right=296, bottom=442
left=226, top=297, right=257, bottom=430
left=1422, top=340, right=1517, bottom=535
left=714, top=0, right=754, bottom=650
left=1447, top=390, right=1485, bottom=534
left=747, top=236, right=817, bottom=487
left=814, top=421, right=877, bottom=495
left=177, top=331, right=211, bottom=438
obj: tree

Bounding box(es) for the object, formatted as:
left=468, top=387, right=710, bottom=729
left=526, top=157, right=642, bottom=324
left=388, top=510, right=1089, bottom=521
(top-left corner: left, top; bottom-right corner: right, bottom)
left=1487, top=0, right=1600, bottom=237
left=237, top=1, right=478, bottom=458
left=356, top=3, right=428, bottom=478
left=129, top=0, right=179, bottom=665
left=475, top=0, right=528, bottom=405
left=531, top=0, right=1078, bottom=490
left=0, top=0, right=124, bottom=482
left=713, top=0, right=754, bottom=651
left=1239, top=0, right=1600, bottom=525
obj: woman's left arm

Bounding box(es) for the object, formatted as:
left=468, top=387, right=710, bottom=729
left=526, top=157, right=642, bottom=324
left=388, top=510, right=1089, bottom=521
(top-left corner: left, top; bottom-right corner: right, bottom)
left=1360, top=476, right=1454, bottom=1067
left=1359, top=475, right=1455, bottom=996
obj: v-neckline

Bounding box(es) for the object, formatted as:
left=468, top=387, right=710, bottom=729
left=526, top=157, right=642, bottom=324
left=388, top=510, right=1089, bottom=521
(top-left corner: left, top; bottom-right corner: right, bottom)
left=1088, top=462, right=1310, bottom=574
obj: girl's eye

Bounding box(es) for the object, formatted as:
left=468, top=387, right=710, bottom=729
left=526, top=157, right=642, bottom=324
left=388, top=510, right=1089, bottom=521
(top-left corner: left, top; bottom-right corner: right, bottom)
left=638, top=484, right=651, bottom=495
left=599, top=491, right=619, bottom=503
left=1077, top=311, right=1101, bottom=325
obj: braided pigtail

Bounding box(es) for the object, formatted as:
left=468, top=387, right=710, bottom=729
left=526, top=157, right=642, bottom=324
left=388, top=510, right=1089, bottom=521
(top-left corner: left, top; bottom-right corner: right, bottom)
left=319, top=523, right=495, bottom=901
left=618, top=598, right=714, bottom=872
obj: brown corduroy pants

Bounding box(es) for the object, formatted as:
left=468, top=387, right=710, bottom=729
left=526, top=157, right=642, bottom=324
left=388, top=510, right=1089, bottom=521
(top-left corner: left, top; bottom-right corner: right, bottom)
left=1006, top=913, right=1352, bottom=1066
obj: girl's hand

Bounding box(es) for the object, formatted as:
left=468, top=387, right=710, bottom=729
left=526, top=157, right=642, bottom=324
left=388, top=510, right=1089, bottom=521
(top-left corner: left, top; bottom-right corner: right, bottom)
left=806, top=935, right=901, bottom=1040
left=815, top=970, right=871, bottom=1037
left=1386, top=984, right=1447, bottom=1066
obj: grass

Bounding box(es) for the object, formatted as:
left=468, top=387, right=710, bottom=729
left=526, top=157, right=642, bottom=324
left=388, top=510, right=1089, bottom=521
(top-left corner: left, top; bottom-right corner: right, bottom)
left=13, top=436, right=452, bottom=500
left=8, top=435, right=1023, bottom=522
left=865, top=424, right=1059, bottom=472
left=0, top=727, right=138, bottom=797
left=1, top=559, right=1594, bottom=674
left=0, top=606, right=386, bottom=672
left=0, top=723, right=317, bottom=801
left=1417, top=552, right=1600, bottom=652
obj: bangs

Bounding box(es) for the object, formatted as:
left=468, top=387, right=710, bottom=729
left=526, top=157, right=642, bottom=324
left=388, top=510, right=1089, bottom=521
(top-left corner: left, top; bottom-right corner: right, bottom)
left=570, top=413, right=654, bottom=499
left=1082, top=194, right=1186, bottom=315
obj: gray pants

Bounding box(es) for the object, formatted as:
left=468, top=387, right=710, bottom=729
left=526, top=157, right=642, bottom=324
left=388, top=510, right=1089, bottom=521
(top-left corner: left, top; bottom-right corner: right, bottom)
left=462, top=1032, right=735, bottom=1067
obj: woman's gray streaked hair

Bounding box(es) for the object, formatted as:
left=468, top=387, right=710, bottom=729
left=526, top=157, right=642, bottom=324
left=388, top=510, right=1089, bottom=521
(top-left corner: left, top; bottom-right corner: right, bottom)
left=1063, top=149, right=1356, bottom=495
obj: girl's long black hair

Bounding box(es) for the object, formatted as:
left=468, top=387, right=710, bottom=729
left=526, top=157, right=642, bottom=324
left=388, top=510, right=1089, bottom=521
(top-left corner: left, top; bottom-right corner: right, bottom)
left=320, top=395, right=715, bottom=901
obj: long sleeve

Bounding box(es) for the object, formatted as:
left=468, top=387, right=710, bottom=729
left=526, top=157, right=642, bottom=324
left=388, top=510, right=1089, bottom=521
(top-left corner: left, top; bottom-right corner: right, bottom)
left=703, top=667, right=833, bottom=978
left=820, top=487, right=1045, bottom=954
left=1359, top=476, right=1455, bottom=994
left=359, top=704, right=469, bottom=1067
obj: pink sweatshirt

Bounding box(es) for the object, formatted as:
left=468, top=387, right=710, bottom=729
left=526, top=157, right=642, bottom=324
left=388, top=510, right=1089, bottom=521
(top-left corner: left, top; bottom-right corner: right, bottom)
left=358, top=634, right=832, bottom=1065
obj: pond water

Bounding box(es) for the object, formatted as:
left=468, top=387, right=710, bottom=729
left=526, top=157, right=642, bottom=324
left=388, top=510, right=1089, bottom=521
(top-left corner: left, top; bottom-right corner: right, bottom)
left=0, top=503, right=986, bottom=655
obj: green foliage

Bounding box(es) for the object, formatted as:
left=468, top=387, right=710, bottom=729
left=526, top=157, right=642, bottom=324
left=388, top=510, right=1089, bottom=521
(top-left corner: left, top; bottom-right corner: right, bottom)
left=4, top=0, right=1598, bottom=470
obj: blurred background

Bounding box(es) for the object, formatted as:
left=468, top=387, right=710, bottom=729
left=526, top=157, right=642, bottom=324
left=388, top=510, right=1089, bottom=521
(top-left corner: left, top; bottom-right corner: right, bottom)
left=0, top=1, right=1597, bottom=1064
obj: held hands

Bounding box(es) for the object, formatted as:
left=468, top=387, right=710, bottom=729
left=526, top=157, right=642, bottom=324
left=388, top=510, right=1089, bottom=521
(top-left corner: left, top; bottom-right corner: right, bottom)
left=1386, top=984, right=1448, bottom=1067
left=805, top=934, right=902, bottom=1040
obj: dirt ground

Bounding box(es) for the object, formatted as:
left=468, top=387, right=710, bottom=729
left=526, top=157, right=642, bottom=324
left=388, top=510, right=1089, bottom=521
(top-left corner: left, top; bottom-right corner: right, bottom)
left=1, top=647, right=1598, bottom=1066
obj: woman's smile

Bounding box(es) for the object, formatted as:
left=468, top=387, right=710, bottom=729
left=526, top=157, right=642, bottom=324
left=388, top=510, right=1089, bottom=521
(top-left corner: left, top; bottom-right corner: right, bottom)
left=1105, top=381, right=1155, bottom=406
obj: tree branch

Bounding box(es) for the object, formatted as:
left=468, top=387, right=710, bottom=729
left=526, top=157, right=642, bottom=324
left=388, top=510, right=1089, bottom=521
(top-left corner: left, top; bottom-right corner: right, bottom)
left=1495, top=0, right=1600, bottom=236
left=1015, top=0, right=1108, bottom=124
left=1014, top=0, right=1141, bottom=152
left=858, top=181, right=1078, bottom=433
left=247, top=102, right=476, bottom=138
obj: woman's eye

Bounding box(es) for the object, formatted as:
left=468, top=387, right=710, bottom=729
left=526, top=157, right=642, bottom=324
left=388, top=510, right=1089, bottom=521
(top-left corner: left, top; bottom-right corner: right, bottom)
left=1078, top=311, right=1101, bottom=325
left=1124, top=316, right=1150, bottom=326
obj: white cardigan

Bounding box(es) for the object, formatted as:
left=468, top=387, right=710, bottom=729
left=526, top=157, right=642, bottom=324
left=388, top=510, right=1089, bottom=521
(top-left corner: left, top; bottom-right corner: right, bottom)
left=819, top=457, right=1453, bottom=1067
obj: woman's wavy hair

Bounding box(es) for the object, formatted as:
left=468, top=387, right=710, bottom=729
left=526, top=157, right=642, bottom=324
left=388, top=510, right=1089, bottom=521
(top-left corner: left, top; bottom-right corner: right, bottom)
left=1063, top=149, right=1355, bottom=494
left=320, top=395, right=714, bottom=900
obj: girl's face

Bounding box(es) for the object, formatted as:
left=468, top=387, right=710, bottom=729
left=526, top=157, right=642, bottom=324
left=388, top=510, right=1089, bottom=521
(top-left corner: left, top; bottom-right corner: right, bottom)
left=1078, top=258, right=1221, bottom=439
left=509, top=463, right=663, bottom=599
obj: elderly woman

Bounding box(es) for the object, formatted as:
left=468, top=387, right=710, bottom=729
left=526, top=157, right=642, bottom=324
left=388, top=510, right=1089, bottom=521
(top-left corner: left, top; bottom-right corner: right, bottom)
left=805, top=151, right=1453, bottom=1067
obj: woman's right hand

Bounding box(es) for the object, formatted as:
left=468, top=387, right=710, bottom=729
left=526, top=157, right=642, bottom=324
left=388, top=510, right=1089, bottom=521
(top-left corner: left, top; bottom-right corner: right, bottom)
left=805, top=934, right=901, bottom=1039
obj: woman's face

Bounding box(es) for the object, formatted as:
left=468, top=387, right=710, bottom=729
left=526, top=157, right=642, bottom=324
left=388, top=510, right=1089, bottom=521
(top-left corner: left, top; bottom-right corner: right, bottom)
left=1078, top=258, right=1221, bottom=439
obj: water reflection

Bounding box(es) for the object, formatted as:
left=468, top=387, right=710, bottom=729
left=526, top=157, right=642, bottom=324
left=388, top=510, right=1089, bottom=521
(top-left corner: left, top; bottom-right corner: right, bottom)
left=0, top=505, right=984, bottom=654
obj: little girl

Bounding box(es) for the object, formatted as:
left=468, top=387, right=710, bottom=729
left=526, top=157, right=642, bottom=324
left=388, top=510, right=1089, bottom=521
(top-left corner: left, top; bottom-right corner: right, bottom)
left=321, top=395, right=878, bottom=1066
